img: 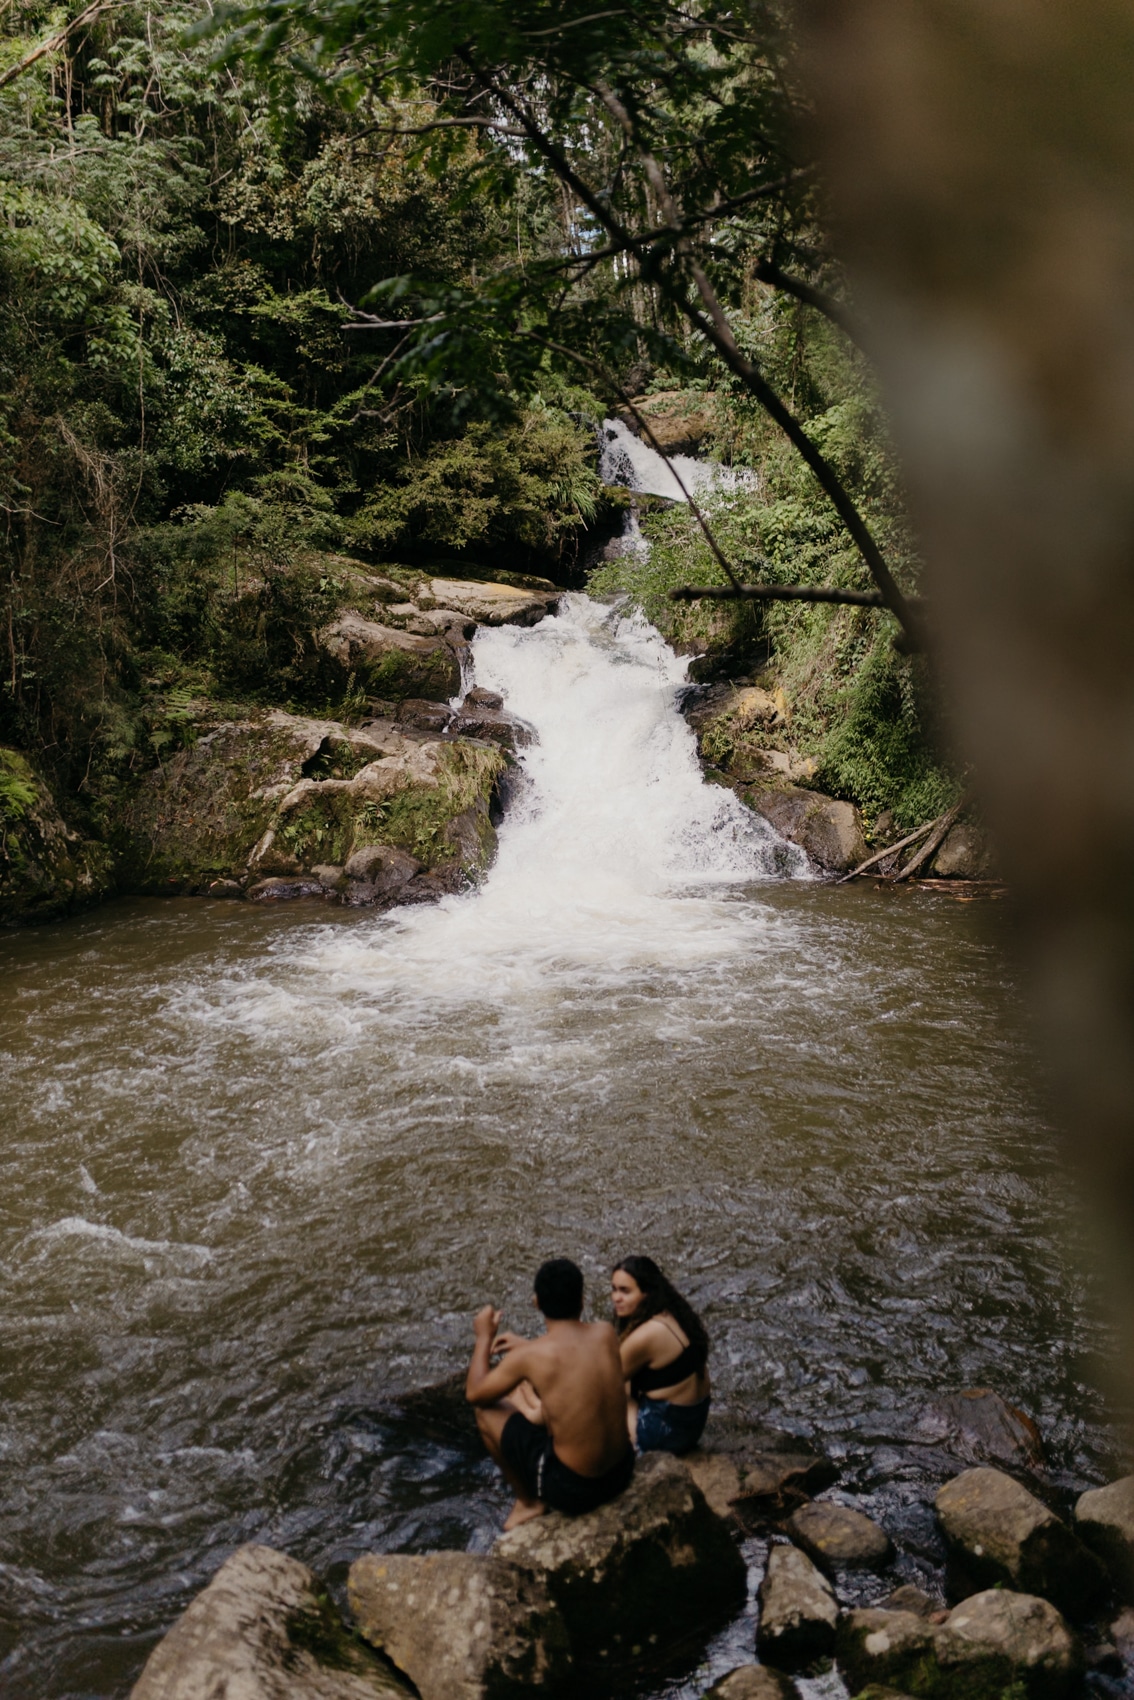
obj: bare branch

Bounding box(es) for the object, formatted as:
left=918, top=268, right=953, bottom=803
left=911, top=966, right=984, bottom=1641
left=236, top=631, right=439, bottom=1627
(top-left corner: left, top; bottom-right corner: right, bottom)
left=0, top=0, right=120, bottom=92
left=670, top=583, right=888, bottom=607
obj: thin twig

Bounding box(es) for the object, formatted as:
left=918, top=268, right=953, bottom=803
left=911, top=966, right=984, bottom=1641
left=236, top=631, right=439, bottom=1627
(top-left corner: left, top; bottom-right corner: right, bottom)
left=0, top=0, right=118, bottom=92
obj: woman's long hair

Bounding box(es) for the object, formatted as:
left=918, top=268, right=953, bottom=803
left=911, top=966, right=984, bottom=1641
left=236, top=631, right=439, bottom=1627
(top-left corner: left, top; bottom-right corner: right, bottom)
left=613, top=1256, right=709, bottom=1369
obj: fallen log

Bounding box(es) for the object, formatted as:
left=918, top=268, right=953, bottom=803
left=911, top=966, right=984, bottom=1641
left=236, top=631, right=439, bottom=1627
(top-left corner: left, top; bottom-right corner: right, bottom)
left=893, top=798, right=967, bottom=882
left=837, top=815, right=939, bottom=883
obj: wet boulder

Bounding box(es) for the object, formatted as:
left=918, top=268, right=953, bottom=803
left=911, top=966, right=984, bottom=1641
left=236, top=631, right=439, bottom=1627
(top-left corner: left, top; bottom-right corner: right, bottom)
left=429, top=577, right=558, bottom=627
left=343, top=844, right=422, bottom=904
left=935, top=1466, right=1105, bottom=1615
left=836, top=1607, right=939, bottom=1695
left=495, top=1451, right=745, bottom=1669
left=450, top=703, right=536, bottom=750
left=729, top=1445, right=838, bottom=1525
left=320, top=611, right=461, bottom=702
left=934, top=1588, right=1082, bottom=1698
left=703, top=1665, right=799, bottom=1698
left=684, top=1450, right=744, bottom=1520
left=913, top=1388, right=1045, bottom=1469
left=248, top=876, right=327, bottom=901
left=130, top=1543, right=409, bottom=1700
left=1075, top=1473, right=1134, bottom=1599
left=348, top=1551, right=570, bottom=1700
left=741, top=784, right=867, bottom=874
left=394, top=698, right=453, bottom=735
left=464, top=687, right=504, bottom=709
left=787, top=1500, right=893, bottom=1572
left=756, top=1544, right=838, bottom=1668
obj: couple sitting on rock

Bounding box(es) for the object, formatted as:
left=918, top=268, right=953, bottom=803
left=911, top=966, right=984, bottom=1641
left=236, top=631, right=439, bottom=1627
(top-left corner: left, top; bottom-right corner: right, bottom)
left=466, top=1255, right=710, bottom=1529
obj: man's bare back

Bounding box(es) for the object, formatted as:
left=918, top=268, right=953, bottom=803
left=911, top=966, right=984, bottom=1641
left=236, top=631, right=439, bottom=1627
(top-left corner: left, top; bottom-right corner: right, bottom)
left=466, top=1258, right=633, bottom=1526
left=488, top=1319, right=627, bottom=1475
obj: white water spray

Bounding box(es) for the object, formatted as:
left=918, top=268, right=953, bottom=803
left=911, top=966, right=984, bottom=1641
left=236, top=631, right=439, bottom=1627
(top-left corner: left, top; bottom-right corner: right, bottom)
left=310, top=597, right=808, bottom=1004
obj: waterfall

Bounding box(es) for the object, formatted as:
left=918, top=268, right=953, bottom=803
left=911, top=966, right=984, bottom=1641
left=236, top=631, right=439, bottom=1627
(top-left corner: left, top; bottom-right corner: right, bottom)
left=598, top=416, right=757, bottom=503
left=315, top=596, right=808, bottom=1001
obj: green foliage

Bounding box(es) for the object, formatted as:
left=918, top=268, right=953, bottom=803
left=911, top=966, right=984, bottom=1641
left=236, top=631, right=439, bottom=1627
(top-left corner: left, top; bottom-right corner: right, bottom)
left=0, top=0, right=604, bottom=803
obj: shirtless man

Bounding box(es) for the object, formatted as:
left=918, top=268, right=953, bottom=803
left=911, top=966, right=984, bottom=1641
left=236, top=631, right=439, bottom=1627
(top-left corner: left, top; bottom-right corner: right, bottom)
left=466, top=1258, right=633, bottom=1529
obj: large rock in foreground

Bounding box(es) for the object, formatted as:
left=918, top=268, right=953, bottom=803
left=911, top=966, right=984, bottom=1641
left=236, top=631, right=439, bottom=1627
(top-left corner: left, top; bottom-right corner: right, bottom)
left=348, top=1551, right=570, bottom=1700
left=839, top=1590, right=1082, bottom=1699
left=935, top=1466, right=1105, bottom=1615
left=496, top=1451, right=745, bottom=1669
left=756, top=1544, right=838, bottom=1668
left=935, top=1589, right=1082, bottom=1699
left=1075, top=1473, right=1134, bottom=1599
left=130, top=1543, right=409, bottom=1700
left=742, top=784, right=867, bottom=874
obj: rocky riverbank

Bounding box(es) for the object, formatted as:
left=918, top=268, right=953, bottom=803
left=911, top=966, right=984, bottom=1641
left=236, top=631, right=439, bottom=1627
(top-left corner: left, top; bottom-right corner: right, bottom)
left=1, top=563, right=996, bottom=927
left=126, top=1384, right=1134, bottom=1700
left=0, top=564, right=553, bottom=926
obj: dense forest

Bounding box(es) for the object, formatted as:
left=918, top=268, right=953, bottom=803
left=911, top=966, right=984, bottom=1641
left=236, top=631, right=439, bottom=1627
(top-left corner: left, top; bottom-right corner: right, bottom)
left=0, top=0, right=960, bottom=911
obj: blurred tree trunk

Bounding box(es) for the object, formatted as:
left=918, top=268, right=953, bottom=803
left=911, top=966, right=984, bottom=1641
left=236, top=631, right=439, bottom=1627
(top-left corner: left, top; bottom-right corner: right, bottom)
left=801, top=0, right=1134, bottom=1352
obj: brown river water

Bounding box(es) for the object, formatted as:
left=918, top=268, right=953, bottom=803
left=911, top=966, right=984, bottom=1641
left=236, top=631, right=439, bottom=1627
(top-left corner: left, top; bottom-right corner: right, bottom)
left=0, top=598, right=1119, bottom=1699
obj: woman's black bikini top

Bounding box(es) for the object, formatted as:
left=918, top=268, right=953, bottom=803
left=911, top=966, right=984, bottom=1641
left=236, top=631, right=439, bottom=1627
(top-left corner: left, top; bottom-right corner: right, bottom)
left=630, top=1323, right=704, bottom=1397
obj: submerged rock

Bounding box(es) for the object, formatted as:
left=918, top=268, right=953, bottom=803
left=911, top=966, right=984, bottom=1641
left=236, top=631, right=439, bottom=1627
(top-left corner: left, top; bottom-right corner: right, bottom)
left=703, top=1664, right=799, bottom=1698
left=130, top=1543, right=409, bottom=1700
left=914, top=1388, right=1045, bottom=1470
left=348, top=1551, right=570, bottom=1700
left=787, top=1500, right=893, bottom=1571
left=1075, top=1473, right=1134, bottom=1599
left=935, top=1466, right=1105, bottom=1615
left=742, top=784, right=867, bottom=874
left=756, top=1544, right=838, bottom=1668
left=495, top=1451, right=745, bottom=1668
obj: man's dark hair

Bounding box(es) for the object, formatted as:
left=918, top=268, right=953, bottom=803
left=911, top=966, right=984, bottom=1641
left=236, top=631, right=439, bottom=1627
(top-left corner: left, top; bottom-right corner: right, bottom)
left=534, top=1258, right=584, bottom=1320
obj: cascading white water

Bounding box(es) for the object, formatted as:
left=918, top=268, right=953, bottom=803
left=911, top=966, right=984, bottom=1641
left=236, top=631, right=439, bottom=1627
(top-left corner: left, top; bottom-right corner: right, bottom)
left=310, top=596, right=808, bottom=1002
left=598, top=416, right=757, bottom=503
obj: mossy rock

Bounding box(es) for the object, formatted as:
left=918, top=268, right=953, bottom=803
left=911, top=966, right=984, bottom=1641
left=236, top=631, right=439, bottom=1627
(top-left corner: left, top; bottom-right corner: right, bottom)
left=0, top=748, right=114, bottom=925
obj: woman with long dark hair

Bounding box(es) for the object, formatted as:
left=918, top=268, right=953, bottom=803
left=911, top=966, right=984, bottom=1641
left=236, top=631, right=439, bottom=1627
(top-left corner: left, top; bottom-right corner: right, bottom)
left=611, top=1255, right=710, bottom=1454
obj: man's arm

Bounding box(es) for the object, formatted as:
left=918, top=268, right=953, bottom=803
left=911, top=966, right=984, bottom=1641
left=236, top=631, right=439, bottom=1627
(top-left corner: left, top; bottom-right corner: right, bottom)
left=466, top=1305, right=537, bottom=1406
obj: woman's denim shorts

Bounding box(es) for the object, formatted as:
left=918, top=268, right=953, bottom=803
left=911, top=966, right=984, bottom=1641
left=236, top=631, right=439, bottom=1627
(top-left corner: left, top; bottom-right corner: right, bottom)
left=635, top=1394, right=710, bottom=1455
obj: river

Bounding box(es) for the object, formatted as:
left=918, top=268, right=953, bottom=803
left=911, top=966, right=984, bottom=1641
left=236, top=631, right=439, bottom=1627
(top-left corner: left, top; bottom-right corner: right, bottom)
left=0, top=597, right=1114, bottom=1699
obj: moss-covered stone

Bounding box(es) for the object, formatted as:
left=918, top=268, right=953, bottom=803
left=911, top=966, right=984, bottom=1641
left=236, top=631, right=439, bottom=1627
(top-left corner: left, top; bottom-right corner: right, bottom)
left=0, top=748, right=114, bottom=925
left=114, top=711, right=504, bottom=897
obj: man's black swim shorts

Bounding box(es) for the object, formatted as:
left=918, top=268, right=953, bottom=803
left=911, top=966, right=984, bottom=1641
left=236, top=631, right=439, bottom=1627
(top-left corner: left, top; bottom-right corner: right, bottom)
left=500, top=1412, right=634, bottom=1515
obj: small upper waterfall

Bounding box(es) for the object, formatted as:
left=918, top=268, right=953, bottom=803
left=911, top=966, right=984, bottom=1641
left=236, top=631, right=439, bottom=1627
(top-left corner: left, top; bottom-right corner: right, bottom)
left=598, top=416, right=757, bottom=503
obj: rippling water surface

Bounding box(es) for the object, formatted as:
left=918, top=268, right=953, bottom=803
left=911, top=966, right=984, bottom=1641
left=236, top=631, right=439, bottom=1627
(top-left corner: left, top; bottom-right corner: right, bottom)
left=0, top=599, right=1113, bottom=1698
